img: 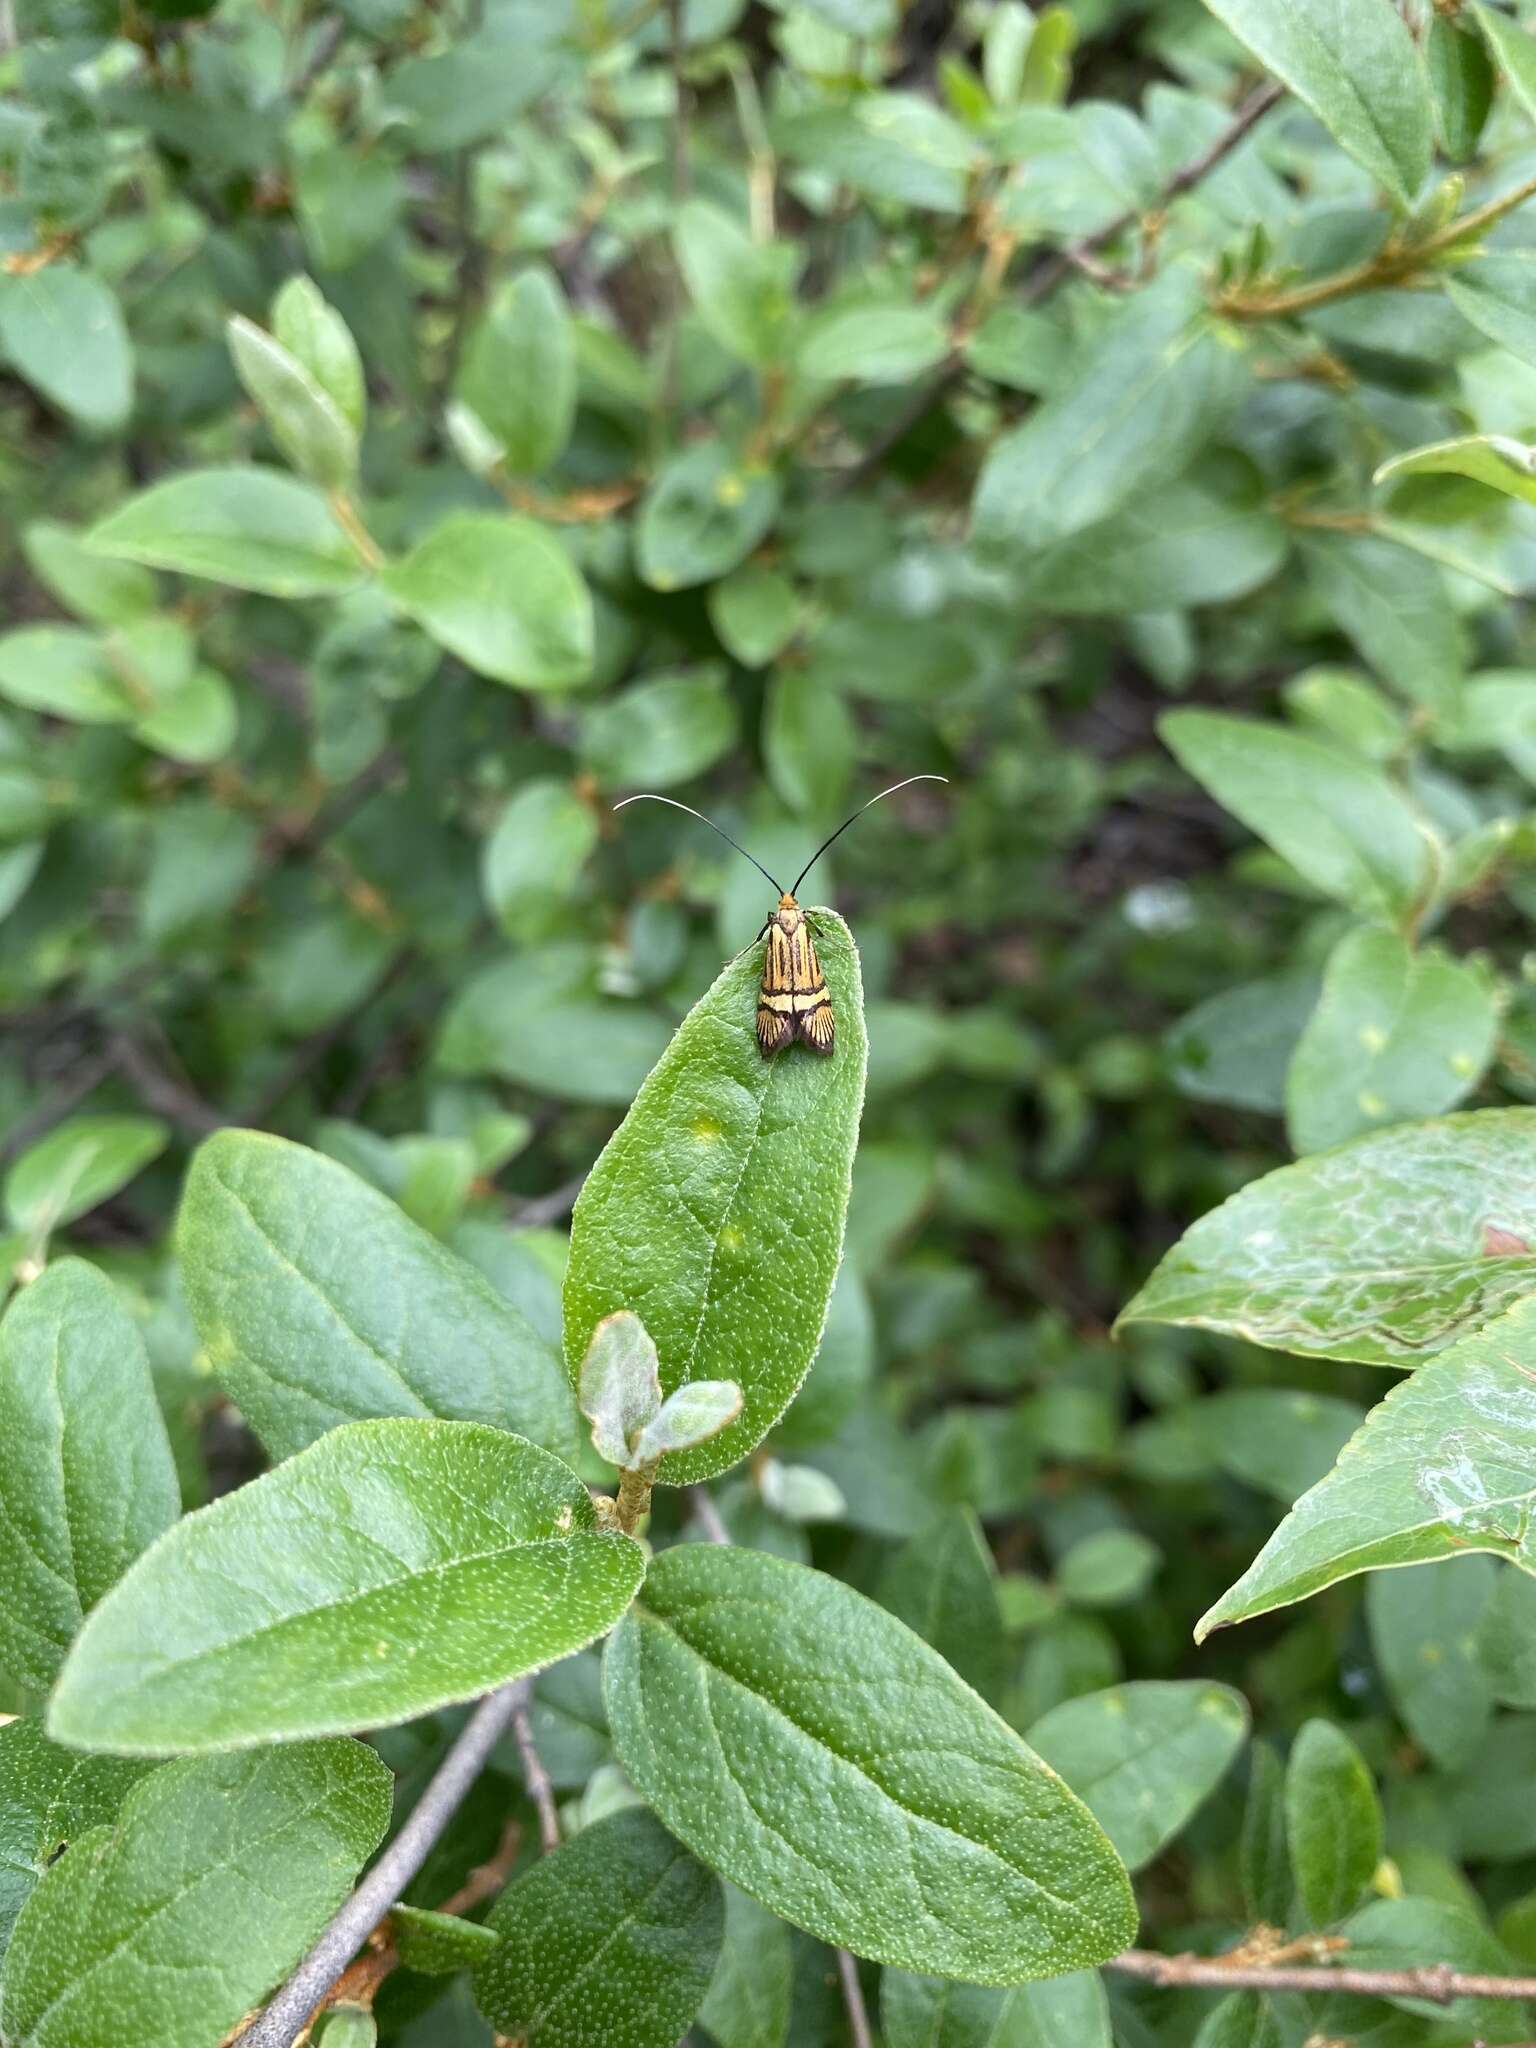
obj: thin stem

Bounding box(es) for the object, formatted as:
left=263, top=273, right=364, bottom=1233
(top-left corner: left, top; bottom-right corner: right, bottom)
left=1222, top=166, right=1536, bottom=320
left=509, top=1695, right=561, bottom=1853
left=235, top=1680, right=529, bottom=2048
left=689, top=1487, right=731, bottom=1545
left=327, top=490, right=385, bottom=572
left=1106, top=1947, right=1536, bottom=2003
left=835, top=1947, right=873, bottom=2048
left=615, top=1464, right=654, bottom=1533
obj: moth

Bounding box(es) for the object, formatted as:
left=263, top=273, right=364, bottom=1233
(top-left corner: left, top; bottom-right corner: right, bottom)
left=614, top=776, right=948, bottom=1058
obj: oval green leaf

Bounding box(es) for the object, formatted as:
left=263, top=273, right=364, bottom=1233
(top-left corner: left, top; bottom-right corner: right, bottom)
left=0, top=1721, right=154, bottom=1966
left=881, top=1967, right=1111, bottom=2048
left=0, top=1740, right=389, bottom=2048
left=1119, top=1108, right=1536, bottom=1365
left=87, top=466, right=364, bottom=597
left=562, top=911, right=867, bottom=1485
left=1027, top=1681, right=1249, bottom=1873
left=473, top=1806, right=723, bottom=2048
left=48, top=1417, right=645, bottom=1754
left=603, top=1545, right=1137, bottom=1983
left=177, top=1128, right=580, bottom=1463
left=0, top=1259, right=180, bottom=1694
left=382, top=513, right=593, bottom=689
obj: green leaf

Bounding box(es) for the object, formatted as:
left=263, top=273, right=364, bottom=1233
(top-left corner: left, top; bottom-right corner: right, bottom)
left=1301, top=533, right=1463, bottom=714
left=0, top=1741, right=390, bottom=2048
left=49, top=1417, right=644, bottom=1754
left=880, top=1968, right=1111, bottom=2048
left=0, top=1721, right=153, bottom=1966
left=1160, top=711, right=1433, bottom=923
left=0, top=267, right=132, bottom=434
left=1284, top=1719, right=1381, bottom=1926
left=1367, top=1556, right=1495, bottom=1772
left=1478, top=1565, right=1536, bottom=1707
left=383, top=514, right=593, bottom=689
left=130, top=663, right=238, bottom=766
left=697, top=1885, right=792, bottom=2048
left=456, top=266, right=576, bottom=477
left=674, top=201, right=797, bottom=367
left=1241, top=1742, right=1289, bottom=1926
left=0, top=1260, right=179, bottom=1695
left=1474, top=1, right=1536, bottom=124
left=5, top=1116, right=168, bottom=1241
left=1120, top=1108, right=1536, bottom=1366
left=1200, top=0, right=1432, bottom=207
left=176, top=1128, right=580, bottom=1463
left=21, top=521, right=156, bottom=626
left=759, top=1458, right=846, bottom=1523
left=1429, top=14, right=1495, bottom=161
left=582, top=668, right=739, bottom=791
left=482, top=778, right=599, bottom=927
left=272, top=274, right=366, bottom=434
left=1055, top=1529, right=1160, bottom=1609
left=473, top=1807, right=722, bottom=2048
left=227, top=315, right=358, bottom=489
left=1284, top=927, right=1500, bottom=1154
left=763, top=672, right=856, bottom=820
left=973, top=267, right=1242, bottom=553
left=88, top=467, right=363, bottom=597
left=437, top=953, right=671, bottom=1108
left=579, top=1309, right=663, bottom=1467
left=1014, top=478, right=1287, bottom=615
left=1190, top=1390, right=1365, bottom=1504
left=1167, top=970, right=1321, bottom=1115
left=635, top=445, right=780, bottom=593
left=1195, top=1290, right=1536, bottom=1637
left=797, top=302, right=950, bottom=385
left=876, top=1506, right=1008, bottom=1703
left=392, top=1904, right=501, bottom=1974
left=709, top=565, right=801, bottom=668
left=603, top=1544, right=1137, bottom=1983
left=0, top=627, right=136, bottom=724
left=1027, top=1681, right=1248, bottom=1872
left=1375, top=432, right=1536, bottom=512
left=1447, top=253, right=1536, bottom=370
left=562, top=912, right=867, bottom=1486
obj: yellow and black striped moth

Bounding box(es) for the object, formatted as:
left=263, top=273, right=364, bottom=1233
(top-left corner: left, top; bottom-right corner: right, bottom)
left=614, top=776, right=948, bottom=1059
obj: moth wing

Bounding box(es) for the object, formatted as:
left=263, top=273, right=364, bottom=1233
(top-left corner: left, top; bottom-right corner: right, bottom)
left=799, top=1000, right=835, bottom=1054
left=757, top=1003, right=793, bottom=1055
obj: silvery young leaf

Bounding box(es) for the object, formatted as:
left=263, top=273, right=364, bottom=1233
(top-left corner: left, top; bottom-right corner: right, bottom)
left=1284, top=1719, right=1381, bottom=1927
left=1119, top=1108, right=1536, bottom=1366
left=473, top=1807, right=723, bottom=2048
left=697, top=1885, right=792, bottom=2048
left=632, top=1380, right=742, bottom=1462
left=579, top=1310, right=662, bottom=1468
left=178, top=1128, right=580, bottom=1463
left=603, top=1545, right=1136, bottom=1983
left=880, top=1966, right=1112, bottom=2048
left=1200, top=0, right=1432, bottom=209
left=0, top=1720, right=153, bottom=1966
left=48, top=1418, right=645, bottom=1754
left=392, top=1904, right=500, bottom=1974
left=1026, top=1681, right=1249, bottom=1872
left=0, top=1259, right=179, bottom=1693
left=1195, top=1291, right=1536, bottom=1638
left=0, top=1740, right=389, bottom=2048
left=563, top=913, right=866, bottom=1486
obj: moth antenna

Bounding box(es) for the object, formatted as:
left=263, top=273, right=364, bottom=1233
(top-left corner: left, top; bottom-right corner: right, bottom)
left=789, top=774, right=949, bottom=898
left=613, top=793, right=785, bottom=894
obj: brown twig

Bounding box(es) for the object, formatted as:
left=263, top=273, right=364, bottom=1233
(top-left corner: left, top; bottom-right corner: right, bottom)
left=235, top=1680, right=529, bottom=2048
left=1107, top=1947, right=1536, bottom=2003
left=824, top=77, right=1283, bottom=494
left=835, top=1947, right=874, bottom=2048
left=508, top=1693, right=561, bottom=1854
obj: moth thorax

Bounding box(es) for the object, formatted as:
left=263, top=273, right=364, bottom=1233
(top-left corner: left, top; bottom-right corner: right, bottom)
left=774, top=893, right=803, bottom=929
